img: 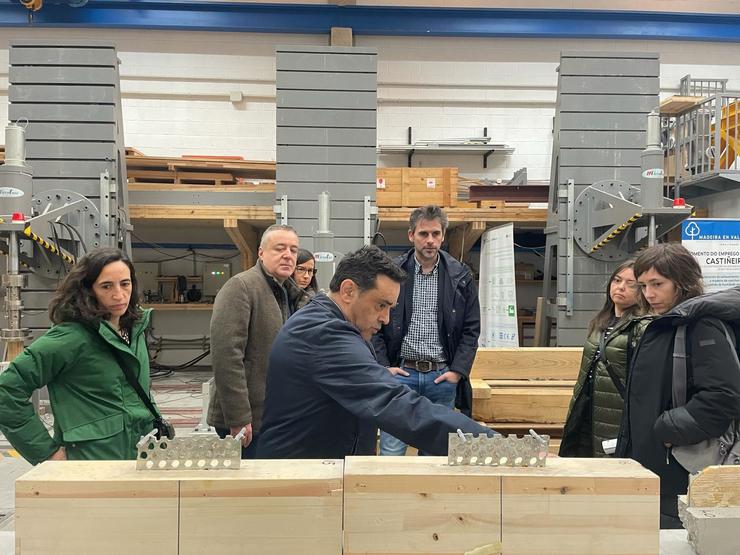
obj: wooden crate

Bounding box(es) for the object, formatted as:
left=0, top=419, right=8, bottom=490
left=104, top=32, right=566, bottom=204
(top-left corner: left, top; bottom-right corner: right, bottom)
left=376, top=167, right=458, bottom=207
left=343, top=456, right=659, bottom=555
left=16, top=459, right=344, bottom=555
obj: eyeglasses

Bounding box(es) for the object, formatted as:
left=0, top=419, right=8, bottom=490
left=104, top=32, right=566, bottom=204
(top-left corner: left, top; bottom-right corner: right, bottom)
left=295, top=266, right=316, bottom=276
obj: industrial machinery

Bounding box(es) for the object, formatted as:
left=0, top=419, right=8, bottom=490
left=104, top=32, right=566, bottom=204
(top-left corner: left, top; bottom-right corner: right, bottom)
left=538, top=52, right=693, bottom=346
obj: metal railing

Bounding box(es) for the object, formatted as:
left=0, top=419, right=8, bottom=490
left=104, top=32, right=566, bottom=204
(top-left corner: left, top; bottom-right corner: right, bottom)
left=667, top=94, right=740, bottom=183
left=679, top=74, right=727, bottom=97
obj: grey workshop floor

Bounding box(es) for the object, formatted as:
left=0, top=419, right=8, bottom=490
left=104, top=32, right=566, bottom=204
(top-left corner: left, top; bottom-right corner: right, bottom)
left=0, top=369, right=698, bottom=554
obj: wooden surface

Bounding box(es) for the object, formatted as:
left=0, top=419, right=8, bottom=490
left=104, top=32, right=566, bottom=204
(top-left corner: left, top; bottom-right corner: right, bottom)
left=344, top=456, right=659, bottom=555
left=15, top=461, right=179, bottom=554
left=141, top=303, right=214, bottom=311
left=16, top=460, right=344, bottom=555
left=659, top=95, right=704, bottom=116
left=472, top=387, right=572, bottom=423
left=344, top=456, right=502, bottom=555
left=179, top=459, right=344, bottom=555
left=688, top=465, right=740, bottom=508
left=470, top=347, right=582, bottom=380
left=128, top=204, right=275, bottom=223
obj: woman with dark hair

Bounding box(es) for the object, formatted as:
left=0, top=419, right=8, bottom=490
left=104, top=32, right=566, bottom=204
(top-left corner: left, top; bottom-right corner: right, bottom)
left=291, top=248, right=318, bottom=295
left=616, top=243, right=740, bottom=528
left=560, top=260, right=650, bottom=458
left=0, top=247, right=159, bottom=464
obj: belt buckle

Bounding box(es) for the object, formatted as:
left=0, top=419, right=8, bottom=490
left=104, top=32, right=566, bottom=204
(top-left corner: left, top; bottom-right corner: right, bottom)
left=416, top=360, right=433, bottom=373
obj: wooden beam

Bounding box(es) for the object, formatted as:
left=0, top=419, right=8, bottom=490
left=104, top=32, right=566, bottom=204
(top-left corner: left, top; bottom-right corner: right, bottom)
left=471, top=378, right=492, bottom=400
left=659, top=95, right=704, bottom=116
left=129, top=205, right=275, bottom=223
left=3, top=340, right=25, bottom=363
left=330, top=26, right=353, bottom=46
left=472, top=387, right=572, bottom=423
left=224, top=219, right=258, bottom=271
left=379, top=206, right=547, bottom=226
left=471, top=347, right=582, bottom=380
left=446, top=220, right=486, bottom=261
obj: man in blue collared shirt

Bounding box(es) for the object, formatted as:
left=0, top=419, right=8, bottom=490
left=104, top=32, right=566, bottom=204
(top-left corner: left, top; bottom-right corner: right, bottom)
left=373, top=205, right=481, bottom=455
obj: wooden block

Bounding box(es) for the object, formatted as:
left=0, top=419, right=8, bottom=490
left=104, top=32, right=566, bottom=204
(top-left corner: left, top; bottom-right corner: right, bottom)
left=500, top=458, right=660, bottom=554
left=330, top=26, right=353, bottom=46
left=486, top=379, right=576, bottom=389
left=472, top=387, right=572, bottom=423
left=484, top=422, right=564, bottom=438
left=179, top=459, right=344, bottom=555
left=343, top=456, right=502, bottom=555
left=471, top=347, right=582, bottom=380
left=343, top=456, right=659, bottom=555
left=688, top=466, right=740, bottom=508
left=15, top=461, right=179, bottom=555
left=471, top=378, right=492, bottom=399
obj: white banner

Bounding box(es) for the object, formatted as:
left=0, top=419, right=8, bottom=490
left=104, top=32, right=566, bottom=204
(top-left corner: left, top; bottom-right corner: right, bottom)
left=479, top=223, right=519, bottom=347
left=682, top=218, right=740, bottom=293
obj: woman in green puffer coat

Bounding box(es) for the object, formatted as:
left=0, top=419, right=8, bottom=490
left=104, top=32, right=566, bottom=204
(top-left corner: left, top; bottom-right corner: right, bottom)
left=0, top=247, right=158, bottom=464
left=559, top=259, right=651, bottom=457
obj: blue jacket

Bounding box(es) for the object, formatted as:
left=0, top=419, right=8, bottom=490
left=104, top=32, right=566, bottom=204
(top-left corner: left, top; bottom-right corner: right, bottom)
left=372, top=249, right=481, bottom=415
left=257, top=294, right=493, bottom=459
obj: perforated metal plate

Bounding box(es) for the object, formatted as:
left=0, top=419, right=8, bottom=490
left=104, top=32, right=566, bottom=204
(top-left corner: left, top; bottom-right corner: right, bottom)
left=448, top=432, right=550, bottom=467
left=136, top=434, right=241, bottom=470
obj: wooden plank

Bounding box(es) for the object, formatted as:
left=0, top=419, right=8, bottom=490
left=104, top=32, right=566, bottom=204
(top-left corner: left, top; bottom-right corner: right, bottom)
left=179, top=459, right=343, bottom=555
left=486, top=379, right=576, bottom=388
left=128, top=204, right=275, bottom=223
left=15, top=461, right=179, bottom=555
left=688, top=466, right=740, bottom=508
left=484, top=422, right=564, bottom=437
left=343, top=456, right=502, bottom=555
left=659, top=95, right=704, bottom=116
left=127, top=182, right=275, bottom=192
left=472, top=388, right=572, bottom=423
left=500, top=458, right=660, bottom=555
left=379, top=206, right=547, bottom=225
left=471, top=348, right=582, bottom=380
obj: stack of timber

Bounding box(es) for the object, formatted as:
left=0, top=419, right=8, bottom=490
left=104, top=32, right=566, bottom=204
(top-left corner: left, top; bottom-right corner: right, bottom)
left=344, top=456, right=659, bottom=555
left=126, top=151, right=276, bottom=186
left=15, top=459, right=343, bottom=555
left=470, top=347, right=582, bottom=452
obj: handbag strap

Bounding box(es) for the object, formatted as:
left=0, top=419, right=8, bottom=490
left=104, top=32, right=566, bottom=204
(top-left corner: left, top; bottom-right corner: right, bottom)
left=673, top=320, right=740, bottom=408
left=598, top=329, right=627, bottom=400
left=110, top=346, right=162, bottom=421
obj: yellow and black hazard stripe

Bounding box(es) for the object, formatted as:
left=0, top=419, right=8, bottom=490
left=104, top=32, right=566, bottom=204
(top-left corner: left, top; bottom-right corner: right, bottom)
left=0, top=449, right=21, bottom=459
left=23, top=226, right=76, bottom=265
left=591, top=213, right=642, bottom=253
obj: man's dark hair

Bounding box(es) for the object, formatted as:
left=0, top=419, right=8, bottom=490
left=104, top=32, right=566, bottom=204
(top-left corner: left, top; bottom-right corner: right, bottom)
left=634, top=242, right=704, bottom=306
left=49, top=247, right=142, bottom=328
left=329, top=245, right=407, bottom=293
left=409, top=205, right=449, bottom=234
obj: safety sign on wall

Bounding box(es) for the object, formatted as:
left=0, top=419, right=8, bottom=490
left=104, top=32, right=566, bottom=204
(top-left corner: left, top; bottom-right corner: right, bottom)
left=682, top=218, right=740, bottom=292
left=479, top=223, right=519, bottom=347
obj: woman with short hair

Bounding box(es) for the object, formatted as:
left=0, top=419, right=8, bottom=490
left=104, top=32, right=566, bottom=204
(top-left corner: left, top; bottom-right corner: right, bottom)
left=616, top=243, right=740, bottom=528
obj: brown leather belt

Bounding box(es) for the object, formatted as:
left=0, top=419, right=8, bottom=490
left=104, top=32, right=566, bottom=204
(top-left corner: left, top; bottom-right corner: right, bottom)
left=402, top=359, right=447, bottom=373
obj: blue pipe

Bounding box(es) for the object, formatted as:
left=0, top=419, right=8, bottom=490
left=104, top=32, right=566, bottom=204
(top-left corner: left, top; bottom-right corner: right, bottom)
left=2, top=2, right=740, bottom=42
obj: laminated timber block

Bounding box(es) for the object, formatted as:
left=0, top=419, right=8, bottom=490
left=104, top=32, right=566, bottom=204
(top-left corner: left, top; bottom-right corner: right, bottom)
left=500, top=458, right=659, bottom=555
left=344, top=456, right=658, bottom=555
left=178, top=459, right=344, bottom=555
left=471, top=348, right=582, bottom=381
left=15, top=459, right=344, bottom=555
left=471, top=387, right=573, bottom=423
left=15, top=461, right=179, bottom=555
left=343, top=456, right=502, bottom=555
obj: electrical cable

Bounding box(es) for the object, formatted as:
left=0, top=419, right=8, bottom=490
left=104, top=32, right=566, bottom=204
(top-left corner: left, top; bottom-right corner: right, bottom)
left=55, top=221, right=88, bottom=254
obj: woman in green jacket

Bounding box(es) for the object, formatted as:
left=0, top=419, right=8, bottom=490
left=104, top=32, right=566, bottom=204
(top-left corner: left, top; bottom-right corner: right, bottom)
left=559, top=260, right=650, bottom=457
left=0, top=247, right=157, bottom=464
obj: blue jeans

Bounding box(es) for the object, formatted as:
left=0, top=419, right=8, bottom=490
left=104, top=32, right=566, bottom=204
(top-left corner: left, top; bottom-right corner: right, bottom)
left=379, top=367, right=456, bottom=456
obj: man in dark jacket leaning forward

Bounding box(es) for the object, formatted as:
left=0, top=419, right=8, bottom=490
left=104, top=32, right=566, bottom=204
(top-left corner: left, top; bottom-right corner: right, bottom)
left=257, top=245, right=494, bottom=459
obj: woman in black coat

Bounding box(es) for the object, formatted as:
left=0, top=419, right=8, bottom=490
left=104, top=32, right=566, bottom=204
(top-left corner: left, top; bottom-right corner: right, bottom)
left=616, top=243, right=740, bottom=529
